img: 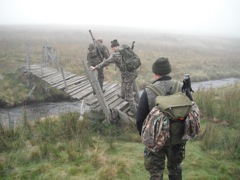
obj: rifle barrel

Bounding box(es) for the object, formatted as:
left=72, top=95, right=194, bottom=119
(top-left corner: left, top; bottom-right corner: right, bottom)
left=131, top=41, right=135, bottom=50
left=89, top=30, right=95, bottom=41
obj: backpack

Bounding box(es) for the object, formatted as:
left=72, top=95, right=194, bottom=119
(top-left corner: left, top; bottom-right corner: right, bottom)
left=88, top=44, right=99, bottom=58
left=141, top=106, right=170, bottom=152
left=141, top=81, right=200, bottom=152
left=182, top=101, right=200, bottom=140
left=119, top=44, right=141, bottom=72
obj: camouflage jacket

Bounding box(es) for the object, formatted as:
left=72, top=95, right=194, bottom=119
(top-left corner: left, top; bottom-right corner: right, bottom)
left=87, top=42, right=110, bottom=66
left=137, top=76, right=186, bottom=145
left=95, top=49, right=137, bottom=81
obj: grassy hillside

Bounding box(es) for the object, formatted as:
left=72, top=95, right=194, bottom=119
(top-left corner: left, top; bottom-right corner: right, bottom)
left=0, top=25, right=240, bottom=84
left=0, top=84, right=240, bottom=179
left=1, top=26, right=240, bottom=179
left=0, top=25, right=240, bottom=107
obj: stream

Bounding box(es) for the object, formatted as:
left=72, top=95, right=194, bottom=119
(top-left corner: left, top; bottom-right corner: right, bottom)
left=0, top=78, right=239, bottom=127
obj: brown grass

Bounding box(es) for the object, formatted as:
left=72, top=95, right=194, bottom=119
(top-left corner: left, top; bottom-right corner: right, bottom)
left=1, top=25, right=240, bottom=87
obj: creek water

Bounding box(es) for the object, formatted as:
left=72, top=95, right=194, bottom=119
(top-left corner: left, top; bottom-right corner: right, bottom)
left=0, top=78, right=239, bottom=127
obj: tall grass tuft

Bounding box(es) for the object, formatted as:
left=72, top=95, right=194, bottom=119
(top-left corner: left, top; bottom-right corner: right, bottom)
left=201, top=123, right=240, bottom=159
left=0, top=123, right=9, bottom=152
left=198, top=83, right=240, bottom=159
left=194, top=87, right=216, bottom=118
left=216, top=83, right=240, bottom=128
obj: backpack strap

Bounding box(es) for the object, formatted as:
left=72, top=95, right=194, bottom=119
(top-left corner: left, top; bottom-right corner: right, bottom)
left=171, top=80, right=181, bottom=94
left=146, top=84, right=164, bottom=96
left=147, top=80, right=180, bottom=96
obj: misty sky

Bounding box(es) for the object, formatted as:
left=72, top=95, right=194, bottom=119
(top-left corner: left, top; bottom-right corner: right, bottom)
left=0, top=0, right=240, bottom=38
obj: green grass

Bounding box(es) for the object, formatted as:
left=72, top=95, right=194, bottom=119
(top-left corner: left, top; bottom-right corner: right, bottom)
left=1, top=130, right=239, bottom=179
left=0, top=70, right=71, bottom=108
left=1, top=26, right=240, bottom=179
left=183, top=140, right=240, bottom=179
left=1, top=104, right=240, bottom=179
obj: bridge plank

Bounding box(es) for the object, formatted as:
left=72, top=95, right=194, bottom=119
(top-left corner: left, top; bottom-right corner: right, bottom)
left=30, top=67, right=55, bottom=77
left=71, top=86, right=93, bottom=100
left=109, top=98, right=125, bottom=109
left=114, top=101, right=129, bottom=111
left=50, top=74, right=76, bottom=86
left=66, top=81, right=90, bottom=94
left=85, top=84, right=120, bottom=106
left=69, top=83, right=92, bottom=96
left=43, top=72, right=73, bottom=84
left=91, top=88, right=121, bottom=109
left=27, top=63, right=132, bottom=120
left=56, top=76, right=87, bottom=89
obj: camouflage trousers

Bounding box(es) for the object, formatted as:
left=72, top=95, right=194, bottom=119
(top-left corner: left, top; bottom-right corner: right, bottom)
left=144, top=142, right=186, bottom=180
left=96, top=67, right=104, bottom=90
left=121, top=72, right=137, bottom=114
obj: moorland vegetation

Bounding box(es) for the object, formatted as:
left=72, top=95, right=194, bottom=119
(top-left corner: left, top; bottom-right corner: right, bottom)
left=0, top=25, right=240, bottom=179
left=0, top=83, right=240, bottom=179
left=0, top=25, right=240, bottom=107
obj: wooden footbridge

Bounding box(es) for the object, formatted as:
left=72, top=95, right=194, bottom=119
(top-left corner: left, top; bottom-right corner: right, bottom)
left=25, top=47, right=139, bottom=123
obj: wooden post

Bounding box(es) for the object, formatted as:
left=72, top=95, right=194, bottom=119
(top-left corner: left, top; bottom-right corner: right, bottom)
left=60, top=67, right=68, bottom=91
left=44, top=44, right=47, bottom=67
left=56, top=55, right=60, bottom=72
left=82, top=59, right=112, bottom=123
left=40, top=44, right=46, bottom=76
left=40, top=57, right=43, bottom=76
left=53, top=48, right=60, bottom=71
left=133, top=79, right=140, bottom=103
left=26, top=43, right=31, bottom=87
left=79, top=99, right=85, bottom=121
left=26, top=84, right=36, bottom=99
left=26, top=43, right=30, bottom=72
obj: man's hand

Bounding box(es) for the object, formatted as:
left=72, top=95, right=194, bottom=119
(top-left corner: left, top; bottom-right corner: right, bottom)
left=90, top=66, right=96, bottom=71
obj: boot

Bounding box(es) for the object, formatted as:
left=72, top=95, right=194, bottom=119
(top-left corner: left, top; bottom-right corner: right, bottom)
left=168, top=173, right=182, bottom=180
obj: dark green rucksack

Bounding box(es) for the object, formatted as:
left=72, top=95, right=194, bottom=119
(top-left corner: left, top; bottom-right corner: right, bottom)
left=119, top=44, right=141, bottom=72
left=88, top=44, right=99, bottom=58
left=141, top=81, right=199, bottom=152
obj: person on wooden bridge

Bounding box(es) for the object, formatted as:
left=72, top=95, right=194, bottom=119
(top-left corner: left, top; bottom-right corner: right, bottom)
left=90, top=39, right=138, bottom=116
left=87, top=38, right=110, bottom=92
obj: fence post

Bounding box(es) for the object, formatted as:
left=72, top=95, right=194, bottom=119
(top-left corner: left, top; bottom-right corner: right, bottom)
left=133, top=79, right=140, bottom=103
left=60, top=67, right=68, bottom=91
left=82, top=59, right=112, bottom=123
left=26, top=43, right=30, bottom=72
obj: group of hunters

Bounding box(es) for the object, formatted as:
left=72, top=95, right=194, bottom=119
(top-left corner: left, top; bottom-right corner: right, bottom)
left=89, top=39, right=137, bottom=116
left=88, top=35, right=200, bottom=180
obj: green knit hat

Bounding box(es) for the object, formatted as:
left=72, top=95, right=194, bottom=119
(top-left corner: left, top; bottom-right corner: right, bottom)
left=152, top=57, right=172, bottom=75
left=111, top=39, right=119, bottom=48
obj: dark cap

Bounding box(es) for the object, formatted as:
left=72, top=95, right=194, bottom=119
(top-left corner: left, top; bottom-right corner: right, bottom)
left=111, top=39, right=120, bottom=48
left=152, top=57, right=172, bottom=75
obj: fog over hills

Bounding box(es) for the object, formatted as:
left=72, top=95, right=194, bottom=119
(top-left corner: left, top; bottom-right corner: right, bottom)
left=0, top=0, right=240, bottom=38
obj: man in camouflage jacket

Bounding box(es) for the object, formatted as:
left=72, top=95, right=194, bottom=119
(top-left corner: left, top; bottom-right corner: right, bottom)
left=87, top=39, right=110, bottom=91
left=136, top=57, right=198, bottom=180
left=90, top=39, right=137, bottom=116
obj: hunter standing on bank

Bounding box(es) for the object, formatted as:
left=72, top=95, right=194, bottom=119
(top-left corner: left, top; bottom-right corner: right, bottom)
left=90, top=39, right=137, bottom=116
left=87, top=39, right=110, bottom=91
left=137, top=57, right=190, bottom=180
